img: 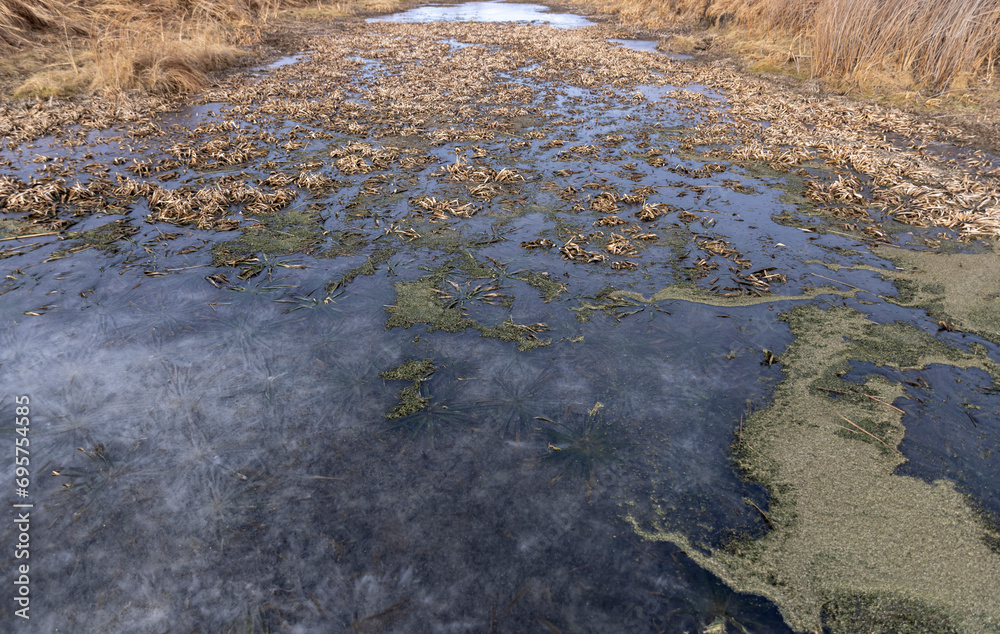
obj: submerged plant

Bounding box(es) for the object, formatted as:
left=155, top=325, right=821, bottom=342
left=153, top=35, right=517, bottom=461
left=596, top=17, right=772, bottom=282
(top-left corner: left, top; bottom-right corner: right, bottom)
left=272, top=286, right=345, bottom=315
left=478, top=362, right=555, bottom=441
left=484, top=256, right=526, bottom=286
left=51, top=442, right=123, bottom=499
left=320, top=343, right=391, bottom=413
left=535, top=402, right=622, bottom=481
left=578, top=352, right=665, bottom=422
left=384, top=254, right=416, bottom=277
left=226, top=275, right=295, bottom=296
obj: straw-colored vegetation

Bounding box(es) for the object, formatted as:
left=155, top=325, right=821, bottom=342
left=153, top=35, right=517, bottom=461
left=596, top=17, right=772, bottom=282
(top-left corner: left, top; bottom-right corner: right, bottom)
left=589, top=0, right=1000, bottom=95
left=3, top=0, right=999, bottom=101
left=0, top=0, right=415, bottom=97
left=0, top=0, right=280, bottom=96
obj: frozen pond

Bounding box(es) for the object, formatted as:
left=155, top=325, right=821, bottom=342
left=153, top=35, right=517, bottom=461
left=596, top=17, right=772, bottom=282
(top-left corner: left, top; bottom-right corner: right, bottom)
left=609, top=37, right=694, bottom=60
left=1, top=3, right=999, bottom=632
left=368, top=1, right=595, bottom=28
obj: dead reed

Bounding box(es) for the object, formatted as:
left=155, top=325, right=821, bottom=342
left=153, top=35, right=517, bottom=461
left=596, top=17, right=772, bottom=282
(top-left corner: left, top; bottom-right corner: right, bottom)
left=0, top=0, right=69, bottom=47
left=590, top=0, right=1000, bottom=92
left=1, top=0, right=279, bottom=95
left=811, top=0, right=1000, bottom=91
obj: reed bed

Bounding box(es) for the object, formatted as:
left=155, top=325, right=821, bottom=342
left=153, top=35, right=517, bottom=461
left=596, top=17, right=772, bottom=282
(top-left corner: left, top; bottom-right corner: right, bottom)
left=811, top=0, right=1000, bottom=91
left=3, top=0, right=999, bottom=99
left=590, top=0, right=1000, bottom=92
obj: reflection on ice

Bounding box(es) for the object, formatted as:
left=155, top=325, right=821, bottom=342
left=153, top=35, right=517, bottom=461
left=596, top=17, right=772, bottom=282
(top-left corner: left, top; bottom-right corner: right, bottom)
left=368, top=1, right=595, bottom=28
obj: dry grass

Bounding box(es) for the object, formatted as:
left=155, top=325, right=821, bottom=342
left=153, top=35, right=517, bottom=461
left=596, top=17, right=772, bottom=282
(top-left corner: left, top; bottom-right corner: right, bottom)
left=1, top=0, right=283, bottom=96
left=278, top=0, right=411, bottom=20
left=0, top=0, right=74, bottom=47
left=288, top=2, right=355, bottom=20
left=589, top=0, right=1000, bottom=94
left=90, top=20, right=241, bottom=94
left=0, top=0, right=412, bottom=97
left=812, top=0, right=1000, bottom=92
left=5, top=0, right=998, bottom=103
left=12, top=67, right=92, bottom=97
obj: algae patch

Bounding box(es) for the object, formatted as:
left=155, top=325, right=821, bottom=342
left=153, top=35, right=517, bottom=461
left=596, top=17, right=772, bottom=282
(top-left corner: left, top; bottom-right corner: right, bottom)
left=384, top=265, right=553, bottom=351
left=211, top=209, right=323, bottom=267
left=0, top=218, right=34, bottom=239
left=808, top=242, right=1000, bottom=345
left=578, top=281, right=852, bottom=314
left=820, top=591, right=960, bottom=634
left=515, top=270, right=567, bottom=302
left=326, top=247, right=396, bottom=293
left=875, top=243, right=1000, bottom=345
left=380, top=359, right=436, bottom=419
left=625, top=304, right=1000, bottom=632
left=385, top=277, right=474, bottom=333
left=477, top=316, right=552, bottom=351
left=52, top=219, right=138, bottom=258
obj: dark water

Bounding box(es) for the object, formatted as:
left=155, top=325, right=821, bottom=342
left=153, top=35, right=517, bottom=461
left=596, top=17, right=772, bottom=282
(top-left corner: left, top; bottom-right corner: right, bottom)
left=0, top=2, right=996, bottom=632
left=842, top=360, right=1000, bottom=519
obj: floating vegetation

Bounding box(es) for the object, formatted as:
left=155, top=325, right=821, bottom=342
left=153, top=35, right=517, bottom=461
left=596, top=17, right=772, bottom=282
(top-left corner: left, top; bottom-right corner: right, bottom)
left=477, top=316, right=552, bottom=351
left=210, top=209, right=324, bottom=273
left=381, top=358, right=436, bottom=419
left=576, top=286, right=671, bottom=322
left=819, top=590, right=960, bottom=634
left=385, top=365, right=476, bottom=446
left=48, top=219, right=138, bottom=259
left=515, top=270, right=567, bottom=303
left=627, top=305, right=1000, bottom=631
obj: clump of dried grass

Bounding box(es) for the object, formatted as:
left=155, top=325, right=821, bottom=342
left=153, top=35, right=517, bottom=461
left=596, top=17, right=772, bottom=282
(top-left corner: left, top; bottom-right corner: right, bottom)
left=90, top=18, right=240, bottom=94
left=0, top=0, right=68, bottom=47
left=2, top=0, right=278, bottom=96
left=12, top=67, right=92, bottom=97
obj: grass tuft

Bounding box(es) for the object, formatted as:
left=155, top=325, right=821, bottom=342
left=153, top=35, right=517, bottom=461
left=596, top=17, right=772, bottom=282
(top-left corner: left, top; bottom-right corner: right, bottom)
left=1, top=0, right=275, bottom=96
left=90, top=21, right=241, bottom=94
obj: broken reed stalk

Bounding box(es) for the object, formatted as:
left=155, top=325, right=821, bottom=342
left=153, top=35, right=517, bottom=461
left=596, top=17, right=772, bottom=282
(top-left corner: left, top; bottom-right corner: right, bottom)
left=865, top=393, right=905, bottom=413
left=0, top=231, right=61, bottom=241
left=746, top=499, right=775, bottom=529
left=808, top=271, right=872, bottom=294
left=836, top=411, right=901, bottom=453
left=814, top=385, right=906, bottom=414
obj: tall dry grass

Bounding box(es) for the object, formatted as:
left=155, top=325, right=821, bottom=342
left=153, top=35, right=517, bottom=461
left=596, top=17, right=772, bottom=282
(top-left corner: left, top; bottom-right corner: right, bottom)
left=1, top=0, right=82, bottom=47
left=90, top=19, right=240, bottom=94
left=812, top=0, right=1000, bottom=91
left=591, top=0, right=1000, bottom=92
left=2, top=0, right=280, bottom=96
